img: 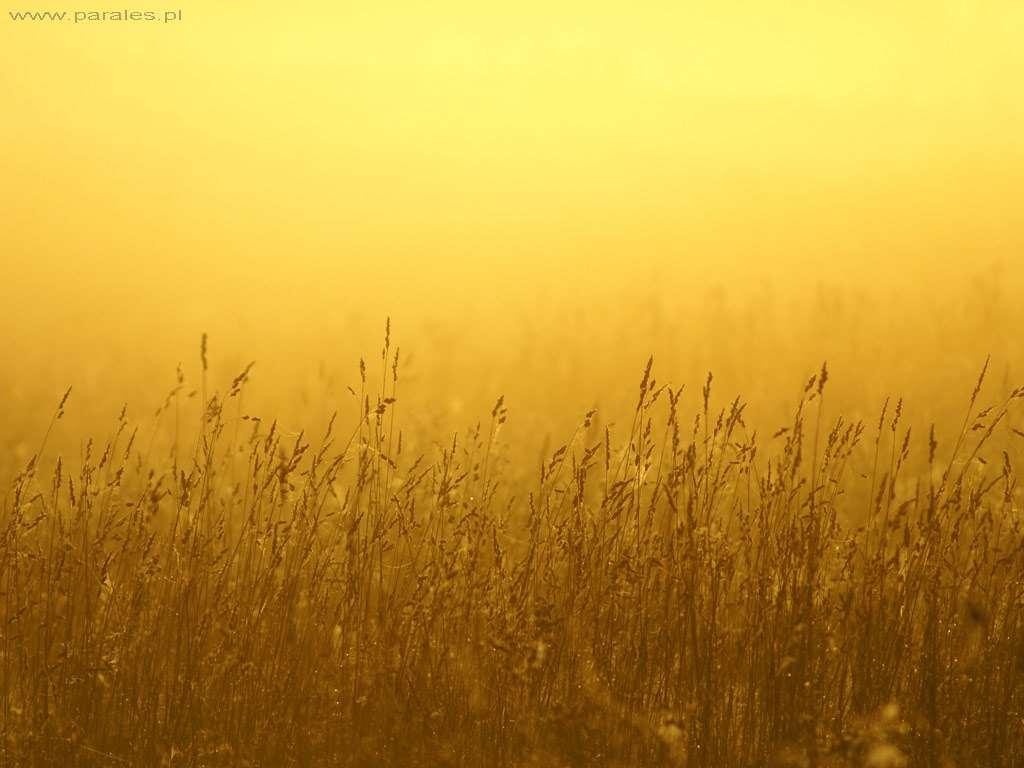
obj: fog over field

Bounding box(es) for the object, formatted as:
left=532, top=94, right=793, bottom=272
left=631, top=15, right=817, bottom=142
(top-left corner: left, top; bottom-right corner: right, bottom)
left=2, top=2, right=1024, bottom=766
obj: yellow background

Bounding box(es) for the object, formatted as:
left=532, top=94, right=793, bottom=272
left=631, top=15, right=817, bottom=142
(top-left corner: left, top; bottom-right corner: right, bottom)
left=2, top=1, right=1023, bottom=450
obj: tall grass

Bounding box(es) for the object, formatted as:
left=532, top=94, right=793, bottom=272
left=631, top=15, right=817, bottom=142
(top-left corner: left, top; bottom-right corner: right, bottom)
left=2, top=330, right=1023, bottom=767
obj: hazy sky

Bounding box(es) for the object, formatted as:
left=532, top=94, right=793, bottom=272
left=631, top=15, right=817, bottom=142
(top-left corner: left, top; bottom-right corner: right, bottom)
left=3, top=1, right=1023, bottom=328
left=3, top=0, right=1024, bottom=468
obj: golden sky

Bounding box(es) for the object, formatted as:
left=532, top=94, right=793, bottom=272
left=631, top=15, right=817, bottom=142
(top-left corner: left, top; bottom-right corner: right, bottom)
left=2, top=1, right=1023, bottom=326
left=3, top=1, right=1024, bottom=463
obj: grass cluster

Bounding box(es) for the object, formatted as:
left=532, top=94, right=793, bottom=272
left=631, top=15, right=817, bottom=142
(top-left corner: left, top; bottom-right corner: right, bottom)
left=2, top=329, right=1023, bottom=767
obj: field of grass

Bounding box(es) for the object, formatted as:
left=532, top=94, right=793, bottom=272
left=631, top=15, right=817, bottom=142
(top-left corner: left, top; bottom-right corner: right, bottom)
left=3, top=303, right=1024, bottom=767
left=5, top=0, right=1024, bottom=763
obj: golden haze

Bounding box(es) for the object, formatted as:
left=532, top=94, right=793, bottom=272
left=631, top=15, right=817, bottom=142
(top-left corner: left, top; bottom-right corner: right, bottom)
left=3, top=3, right=1024, bottom=766
left=2, top=0, right=1023, bottom=452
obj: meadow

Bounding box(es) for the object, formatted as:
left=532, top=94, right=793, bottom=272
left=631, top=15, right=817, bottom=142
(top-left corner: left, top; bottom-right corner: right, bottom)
left=5, top=1, right=1024, bottom=763
left=2, top=279, right=1023, bottom=767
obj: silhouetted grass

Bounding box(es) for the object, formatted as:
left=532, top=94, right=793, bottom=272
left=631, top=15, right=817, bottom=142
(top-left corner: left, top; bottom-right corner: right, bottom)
left=2, top=329, right=1023, bottom=767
